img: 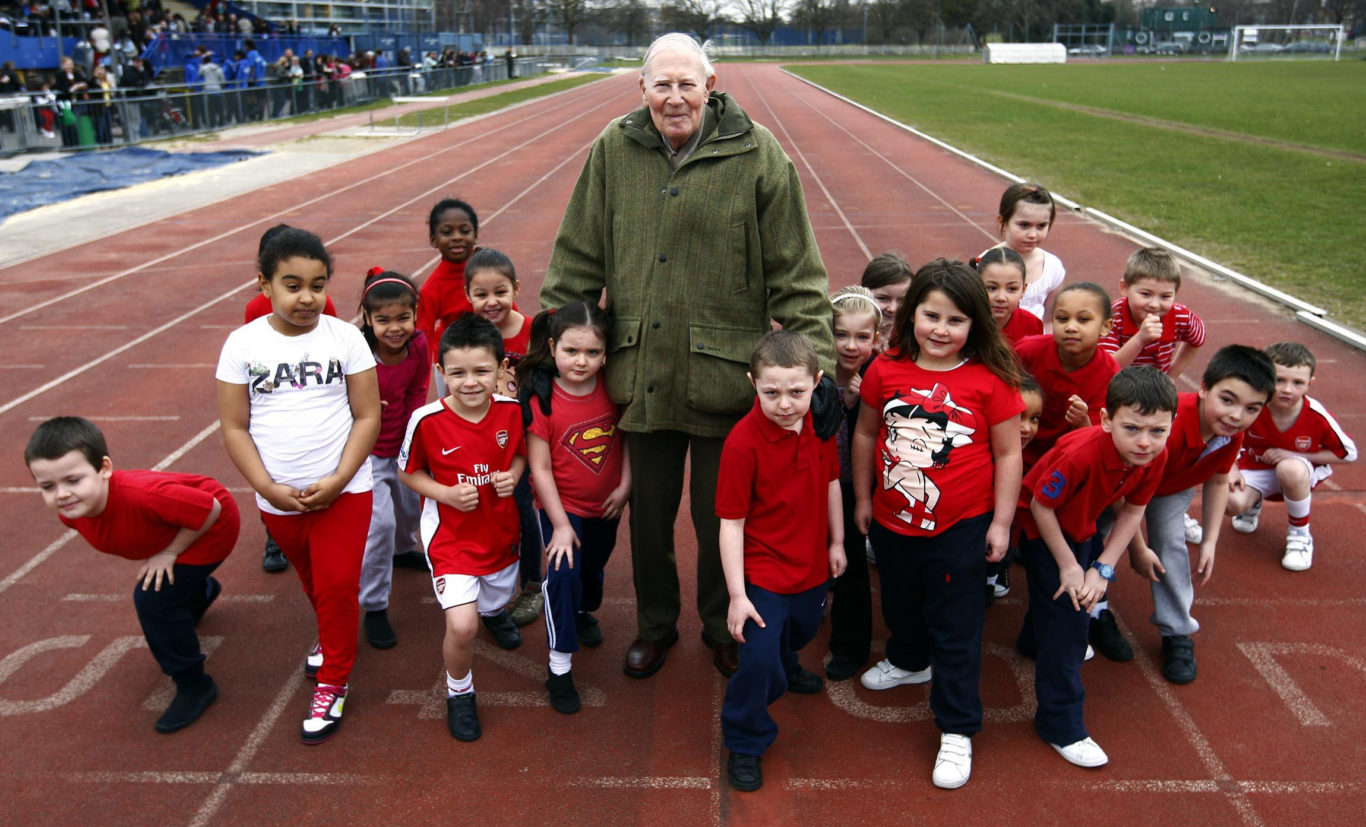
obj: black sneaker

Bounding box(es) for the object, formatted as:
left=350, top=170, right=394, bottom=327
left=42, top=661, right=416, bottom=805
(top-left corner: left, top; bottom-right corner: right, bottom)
left=482, top=610, right=522, bottom=650
left=262, top=535, right=288, bottom=573
left=155, top=676, right=218, bottom=733
left=192, top=577, right=222, bottom=626
left=545, top=669, right=582, bottom=714
left=576, top=613, right=603, bottom=648
left=1088, top=609, right=1134, bottom=662
left=363, top=609, right=397, bottom=649
left=786, top=666, right=824, bottom=695
left=1162, top=635, right=1197, bottom=684
left=391, top=551, right=427, bottom=571
left=727, top=752, right=763, bottom=792
left=446, top=692, right=481, bottom=741
left=984, top=582, right=996, bottom=608
left=825, top=655, right=862, bottom=682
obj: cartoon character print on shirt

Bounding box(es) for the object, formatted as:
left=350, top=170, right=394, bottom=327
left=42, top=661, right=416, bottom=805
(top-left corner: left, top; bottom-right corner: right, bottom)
left=247, top=357, right=344, bottom=394
left=560, top=412, right=617, bottom=475
left=880, top=383, right=976, bottom=531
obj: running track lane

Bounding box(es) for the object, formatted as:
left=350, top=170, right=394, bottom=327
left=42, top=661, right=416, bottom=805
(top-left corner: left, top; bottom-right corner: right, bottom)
left=0, top=64, right=1362, bottom=824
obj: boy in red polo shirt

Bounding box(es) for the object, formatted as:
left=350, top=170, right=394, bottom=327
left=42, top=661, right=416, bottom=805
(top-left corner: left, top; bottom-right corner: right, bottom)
left=1016, top=367, right=1176, bottom=769
left=25, top=417, right=240, bottom=734
left=1125, top=346, right=1274, bottom=685
left=717, top=331, right=845, bottom=793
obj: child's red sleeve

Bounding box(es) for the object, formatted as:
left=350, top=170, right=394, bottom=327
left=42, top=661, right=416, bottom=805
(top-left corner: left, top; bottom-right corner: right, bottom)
left=715, top=437, right=755, bottom=521
left=140, top=478, right=218, bottom=531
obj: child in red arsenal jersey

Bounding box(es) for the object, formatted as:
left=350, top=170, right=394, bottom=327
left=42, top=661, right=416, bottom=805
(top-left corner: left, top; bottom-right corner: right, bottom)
left=399, top=314, right=527, bottom=743
left=1126, top=346, right=1274, bottom=685
left=717, top=331, right=845, bottom=793
left=972, top=247, right=1041, bottom=346
left=26, top=417, right=240, bottom=735
left=518, top=302, right=631, bottom=715
left=1016, top=367, right=1176, bottom=769
left=1099, top=248, right=1206, bottom=380
left=853, top=260, right=1024, bottom=790
left=1226, top=342, right=1358, bottom=572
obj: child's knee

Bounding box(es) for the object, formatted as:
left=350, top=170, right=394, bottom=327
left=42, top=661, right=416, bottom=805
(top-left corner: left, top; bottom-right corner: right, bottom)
left=1276, top=459, right=1310, bottom=488
left=444, top=605, right=479, bottom=639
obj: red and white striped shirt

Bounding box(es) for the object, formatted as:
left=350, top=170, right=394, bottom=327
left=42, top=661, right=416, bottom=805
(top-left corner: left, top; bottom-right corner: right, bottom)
left=1099, top=299, right=1206, bottom=373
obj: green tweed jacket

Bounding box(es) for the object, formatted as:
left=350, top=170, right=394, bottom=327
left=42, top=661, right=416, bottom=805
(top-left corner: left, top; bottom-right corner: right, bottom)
left=541, top=91, right=834, bottom=438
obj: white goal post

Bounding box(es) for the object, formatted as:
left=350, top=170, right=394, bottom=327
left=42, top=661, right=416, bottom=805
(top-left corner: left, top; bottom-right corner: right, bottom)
left=1229, top=24, right=1346, bottom=61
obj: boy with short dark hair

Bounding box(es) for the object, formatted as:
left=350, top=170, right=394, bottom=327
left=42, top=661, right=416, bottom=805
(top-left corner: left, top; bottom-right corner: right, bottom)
left=1127, top=345, right=1275, bottom=684
left=1226, top=342, right=1357, bottom=572
left=1099, top=248, right=1206, bottom=379
left=716, top=330, right=846, bottom=793
left=399, top=315, right=526, bottom=743
left=1015, top=366, right=1176, bottom=769
left=25, top=416, right=240, bottom=734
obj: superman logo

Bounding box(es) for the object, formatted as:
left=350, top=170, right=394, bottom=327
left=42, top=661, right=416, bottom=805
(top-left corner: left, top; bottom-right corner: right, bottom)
left=561, top=412, right=617, bottom=474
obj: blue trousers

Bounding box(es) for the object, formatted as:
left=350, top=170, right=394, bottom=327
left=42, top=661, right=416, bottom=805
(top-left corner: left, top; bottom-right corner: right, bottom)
left=827, top=481, right=872, bottom=665
left=131, top=561, right=220, bottom=687
left=721, top=581, right=828, bottom=756
left=539, top=510, right=619, bottom=653
left=1017, top=533, right=1097, bottom=746
left=869, top=513, right=989, bottom=736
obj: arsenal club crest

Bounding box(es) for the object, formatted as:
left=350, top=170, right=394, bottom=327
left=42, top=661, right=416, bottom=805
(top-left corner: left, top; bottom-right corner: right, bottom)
left=496, top=429, right=509, bottom=449
left=561, top=413, right=618, bottom=475
left=1295, top=436, right=1312, bottom=451
left=435, top=576, right=446, bottom=595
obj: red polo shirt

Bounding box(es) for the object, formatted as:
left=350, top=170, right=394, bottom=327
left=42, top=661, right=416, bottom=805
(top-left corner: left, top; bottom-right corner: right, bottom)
left=1015, top=334, right=1120, bottom=467
left=716, top=401, right=839, bottom=594
left=1018, top=425, right=1166, bottom=544
left=1001, top=307, right=1043, bottom=346
left=1155, top=392, right=1243, bottom=497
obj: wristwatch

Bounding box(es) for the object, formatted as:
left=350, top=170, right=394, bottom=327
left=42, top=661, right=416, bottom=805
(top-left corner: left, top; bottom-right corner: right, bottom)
left=1091, top=561, right=1116, bottom=582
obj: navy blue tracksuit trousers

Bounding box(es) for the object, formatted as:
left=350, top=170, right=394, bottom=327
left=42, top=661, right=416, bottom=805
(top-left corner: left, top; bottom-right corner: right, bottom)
left=1017, top=533, right=1097, bottom=746
left=721, top=581, right=827, bottom=756
left=131, top=561, right=220, bottom=687
left=539, top=511, right=619, bottom=653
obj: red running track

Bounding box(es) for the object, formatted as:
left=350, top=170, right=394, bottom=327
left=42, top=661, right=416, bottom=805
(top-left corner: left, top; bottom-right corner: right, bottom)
left=0, top=64, right=1362, bottom=824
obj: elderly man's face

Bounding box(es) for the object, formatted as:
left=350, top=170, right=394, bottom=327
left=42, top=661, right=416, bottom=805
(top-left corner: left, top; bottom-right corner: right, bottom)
left=640, top=48, right=714, bottom=151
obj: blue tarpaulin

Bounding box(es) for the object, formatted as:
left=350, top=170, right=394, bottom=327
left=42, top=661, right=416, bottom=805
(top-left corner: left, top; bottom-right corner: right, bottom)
left=0, top=146, right=260, bottom=223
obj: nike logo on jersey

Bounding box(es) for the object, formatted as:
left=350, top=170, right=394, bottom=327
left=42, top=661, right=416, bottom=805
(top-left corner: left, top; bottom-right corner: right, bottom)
left=442, top=446, right=461, bottom=456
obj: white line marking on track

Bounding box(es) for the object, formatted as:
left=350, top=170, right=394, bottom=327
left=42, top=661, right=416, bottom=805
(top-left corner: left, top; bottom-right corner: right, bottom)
left=235, top=772, right=381, bottom=786
left=386, top=640, right=606, bottom=715
left=64, top=593, right=273, bottom=603
left=143, top=636, right=225, bottom=711
left=0, top=364, right=44, bottom=369
left=128, top=363, right=217, bottom=369
left=63, top=771, right=221, bottom=784
left=569, top=776, right=713, bottom=790
left=1197, top=597, right=1366, bottom=607
left=151, top=421, right=223, bottom=472
left=27, top=415, right=180, bottom=422
left=0, top=487, right=38, bottom=493
left=58, top=770, right=380, bottom=786
left=19, top=325, right=128, bottom=330
left=0, top=530, right=77, bottom=597
left=1235, top=642, right=1366, bottom=728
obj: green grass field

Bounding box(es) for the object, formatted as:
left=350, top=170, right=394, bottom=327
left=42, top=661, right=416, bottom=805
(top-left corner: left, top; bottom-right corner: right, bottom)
left=393, top=73, right=608, bottom=128
left=787, top=61, right=1366, bottom=330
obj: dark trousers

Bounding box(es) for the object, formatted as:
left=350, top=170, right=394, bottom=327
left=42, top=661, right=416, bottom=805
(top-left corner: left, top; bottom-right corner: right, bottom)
left=827, top=480, right=871, bottom=665
left=540, top=510, right=619, bottom=653
left=869, top=513, right=989, bottom=736
left=515, top=471, right=541, bottom=586
left=625, top=430, right=729, bottom=643
left=721, top=581, right=827, bottom=756
left=132, top=561, right=220, bottom=687
left=1017, top=533, right=1097, bottom=746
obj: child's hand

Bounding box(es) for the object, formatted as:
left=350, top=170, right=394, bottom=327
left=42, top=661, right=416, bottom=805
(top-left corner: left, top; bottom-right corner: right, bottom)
left=841, top=374, right=862, bottom=408
left=1138, top=312, right=1164, bottom=345
left=1128, top=545, right=1165, bottom=582
left=829, top=542, right=847, bottom=578
left=1064, top=394, right=1089, bottom=429
left=446, top=483, right=479, bottom=512
left=1261, top=448, right=1293, bottom=465
left=299, top=474, right=346, bottom=511
left=727, top=595, right=765, bottom=644
left=854, top=500, right=872, bottom=535
left=1078, top=567, right=1109, bottom=612
left=1053, top=564, right=1086, bottom=610
left=1195, top=542, right=1216, bottom=585
left=1228, top=466, right=1245, bottom=493
left=491, top=471, right=516, bottom=498
left=601, top=484, right=630, bottom=521
left=985, top=521, right=1010, bottom=563
left=262, top=483, right=308, bottom=513
left=546, top=525, right=580, bottom=571
left=136, top=551, right=177, bottom=591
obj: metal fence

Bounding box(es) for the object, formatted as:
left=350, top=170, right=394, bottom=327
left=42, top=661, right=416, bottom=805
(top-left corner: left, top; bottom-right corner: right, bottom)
left=0, top=59, right=537, bottom=155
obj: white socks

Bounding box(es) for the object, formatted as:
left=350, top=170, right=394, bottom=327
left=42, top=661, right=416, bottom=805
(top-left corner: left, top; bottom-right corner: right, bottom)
left=549, top=650, right=572, bottom=676
left=447, top=670, right=473, bottom=697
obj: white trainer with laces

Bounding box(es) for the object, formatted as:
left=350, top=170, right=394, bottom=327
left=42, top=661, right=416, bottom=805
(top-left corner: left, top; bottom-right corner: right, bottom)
left=1084, top=644, right=1095, bottom=662
left=1183, top=513, right=1203, bottom=545
left=304, top=641, right=323, bottom=678
left=1052, top=736, right=1109, bottom=768
left=301, top=683, right=347, bottom=744
left=1232, top=502, right=1262, bottom=534
left=1281, top=532, right=1314, bottom=571
left=860, top=658, right=932, bottom=690
left=932, top=733, right=972, bottom=789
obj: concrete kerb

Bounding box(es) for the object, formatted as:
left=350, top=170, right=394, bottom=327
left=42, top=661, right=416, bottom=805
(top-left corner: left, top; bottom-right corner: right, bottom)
left=779, top=68, right=1365, bottom=352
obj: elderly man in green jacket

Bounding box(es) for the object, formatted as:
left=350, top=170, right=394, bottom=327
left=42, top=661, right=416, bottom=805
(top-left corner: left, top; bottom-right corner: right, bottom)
left=540, top=33, right=834, bottom=680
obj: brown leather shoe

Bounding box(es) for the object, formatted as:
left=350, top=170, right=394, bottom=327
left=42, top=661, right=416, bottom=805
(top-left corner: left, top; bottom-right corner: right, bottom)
left=712, top=641, right=739, bottom=678
left=623, top=629, right=679, bottom=678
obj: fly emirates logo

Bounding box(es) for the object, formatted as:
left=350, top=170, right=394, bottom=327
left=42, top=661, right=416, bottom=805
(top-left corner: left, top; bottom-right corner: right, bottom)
left=457, top=463, right=497, bottom=487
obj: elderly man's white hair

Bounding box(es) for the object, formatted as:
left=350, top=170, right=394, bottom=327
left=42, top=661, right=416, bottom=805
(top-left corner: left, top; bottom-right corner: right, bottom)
left=641, top=33, right=716, bottom=80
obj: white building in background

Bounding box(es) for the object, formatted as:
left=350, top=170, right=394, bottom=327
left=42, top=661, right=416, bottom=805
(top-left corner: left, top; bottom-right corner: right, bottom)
left=236, top=0, right=437, bottom=33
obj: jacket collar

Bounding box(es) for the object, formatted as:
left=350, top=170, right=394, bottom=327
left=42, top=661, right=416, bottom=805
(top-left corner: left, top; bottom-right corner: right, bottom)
left=619, top=92, right=755, bottom=161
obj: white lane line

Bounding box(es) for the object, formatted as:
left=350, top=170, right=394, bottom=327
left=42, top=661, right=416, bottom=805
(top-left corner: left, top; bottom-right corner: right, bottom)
left=1196, top=597, right=1366, bottom=607
left=27, top=415, right=180, bottom=422
left=739, top=70, right=871, bottom=260
left=235, top=772, right=380, bottom=786
left=63, top=771, right=222, bottom=784
left=143, top=636, right=225, bottom=711
left=128, top=363, right=217, bottom=369
left=59, top=771, right=377, bottom=786
left=0, top=81, right=616, bottom=328
left=64, top=594, right=273, bottom=603
left=0, top=487, right=37, bottom=493
left=568, top=776, right=714, bottom=790
left=0, top=365, right=44, bottom=369
left=19, top=325, right=128, bottom=330
left=151, top=421, right=223, bottom=473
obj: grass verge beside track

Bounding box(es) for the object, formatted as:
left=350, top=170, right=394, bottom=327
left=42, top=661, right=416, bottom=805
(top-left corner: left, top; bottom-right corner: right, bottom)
left=393, top=73, right=610, bottom=127
left=788, top=62, right=1366, bottom=330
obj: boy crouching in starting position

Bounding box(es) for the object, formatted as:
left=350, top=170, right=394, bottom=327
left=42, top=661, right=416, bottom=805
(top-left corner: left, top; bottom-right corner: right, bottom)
left=400, top=315, right=526, bottom=742
left=26, top=416, right=240, bottom=734
left=717, top=331, right=846, bottom=792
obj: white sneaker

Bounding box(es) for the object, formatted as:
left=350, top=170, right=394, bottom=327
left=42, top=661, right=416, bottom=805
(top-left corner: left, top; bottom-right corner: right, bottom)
left=1051, top=736, right=1109, bottom=768
left=301, top=683, right=347, bottom=744
left=1183, top=513, right=1203, bottom=545
left=1281, top=532, right=1313, bottom=571
left=1232, top=502, right=1261, bottom=534
left=1084, top=644, right=1095, bottom=662
left=304, top=641, right=323, bottom=678
left=932, top=733, right=972, bottom=789
left=860, top=658, right=932, bottom=690
left=865, top=537, right=877, bottom=567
